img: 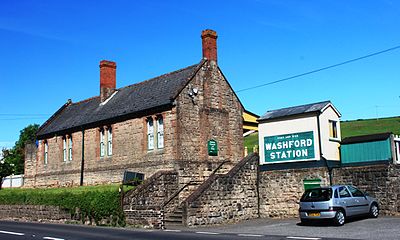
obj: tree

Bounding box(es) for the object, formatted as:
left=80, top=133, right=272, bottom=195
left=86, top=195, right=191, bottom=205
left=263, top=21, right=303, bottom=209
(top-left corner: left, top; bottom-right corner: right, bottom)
left=3, top=124, right=39, bottom=174
left=0, top=149, right=14, bottom=190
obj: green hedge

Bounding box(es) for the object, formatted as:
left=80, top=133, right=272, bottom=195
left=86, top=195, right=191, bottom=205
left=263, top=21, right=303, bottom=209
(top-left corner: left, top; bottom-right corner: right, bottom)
left=0, top=185, right=128, bottom=226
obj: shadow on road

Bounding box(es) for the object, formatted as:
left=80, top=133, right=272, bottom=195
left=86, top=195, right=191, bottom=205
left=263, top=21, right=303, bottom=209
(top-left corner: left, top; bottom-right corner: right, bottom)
left=296, top=215, right=370, bottom=227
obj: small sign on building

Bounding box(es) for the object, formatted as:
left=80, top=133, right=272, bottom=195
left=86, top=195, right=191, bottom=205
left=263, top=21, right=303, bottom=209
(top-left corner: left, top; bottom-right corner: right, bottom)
left=208, top=139, right=218, bottom=156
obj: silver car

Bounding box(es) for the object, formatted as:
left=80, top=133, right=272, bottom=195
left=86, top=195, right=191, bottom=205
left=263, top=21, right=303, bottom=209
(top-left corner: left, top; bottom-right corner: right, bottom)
left=299, top=185, right=379, bottom=226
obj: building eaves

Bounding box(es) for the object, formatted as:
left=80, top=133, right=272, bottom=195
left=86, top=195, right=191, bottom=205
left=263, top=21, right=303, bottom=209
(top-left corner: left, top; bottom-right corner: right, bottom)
left=258, top=100, right=332, bottom=122
left=341, top=132, right=392, bottom=145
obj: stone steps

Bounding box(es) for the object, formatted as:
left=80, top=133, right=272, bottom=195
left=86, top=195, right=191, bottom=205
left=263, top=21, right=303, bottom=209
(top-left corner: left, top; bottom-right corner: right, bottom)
left=163, top=207, right=183, bottom=228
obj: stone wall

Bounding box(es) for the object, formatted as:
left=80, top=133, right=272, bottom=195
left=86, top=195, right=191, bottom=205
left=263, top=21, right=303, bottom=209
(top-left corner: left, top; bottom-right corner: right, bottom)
left=0, top=205, right=71, bottom=222
left=182, top=154, right=258, bottom=226
left=24, top=109, right=178, bottom=188
left=175, top=60, right=244, bottom=165
left=123, top=170, right=179, bottom=228
left=124, top=207, right=162, bottom=228
left=333, top=163, right=400, bottom=216
left=259, top=167, right=330, bottom=218
left=258, top=163, right=400, bottom=218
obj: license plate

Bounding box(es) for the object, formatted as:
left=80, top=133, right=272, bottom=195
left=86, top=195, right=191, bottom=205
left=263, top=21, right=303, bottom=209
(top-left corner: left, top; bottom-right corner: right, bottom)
left=308, top=212, right=320, bottom=217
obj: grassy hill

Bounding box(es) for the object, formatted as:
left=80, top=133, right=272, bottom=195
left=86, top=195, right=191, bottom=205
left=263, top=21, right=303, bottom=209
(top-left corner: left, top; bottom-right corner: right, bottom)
left=340, top=116, right=400, bottom=138
left=244, top=116, right=400, bottom=150
left=244, top=132, right=259, bottom=153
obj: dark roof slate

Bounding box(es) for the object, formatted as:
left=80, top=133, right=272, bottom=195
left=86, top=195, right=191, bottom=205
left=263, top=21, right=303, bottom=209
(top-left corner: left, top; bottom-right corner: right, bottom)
left=37, top=61, right=203, bottom=138
left=341, top=132, right=392, bottom=144
left=258, top=101, right=332, bottom=121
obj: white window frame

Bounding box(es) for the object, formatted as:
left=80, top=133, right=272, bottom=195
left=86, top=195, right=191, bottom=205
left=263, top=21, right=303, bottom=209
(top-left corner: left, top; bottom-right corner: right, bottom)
left=107, top=127, right=112, bottom=156
left=147, top=118, right=154, bottom=150
left=68, top=136, right=73, bottom=161
left=63, top=137, right=67, bottom=162
left=329, top=120, right=338, bottom=139
left=157, top=116, right=164, bottom=149
left=44, top=141, right=48, bottom=165
left=100, top=129, right=105, bottom=157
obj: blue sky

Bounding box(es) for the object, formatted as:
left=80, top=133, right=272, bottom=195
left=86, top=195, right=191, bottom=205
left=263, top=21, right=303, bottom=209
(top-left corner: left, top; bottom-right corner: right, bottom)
left=1, top=0, right=399, bottom=149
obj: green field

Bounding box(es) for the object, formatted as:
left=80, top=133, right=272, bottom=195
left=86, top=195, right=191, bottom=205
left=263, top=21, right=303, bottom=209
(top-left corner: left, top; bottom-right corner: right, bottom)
left=244, top=132, right=259, bottom=153
left=244, top=116, right=400, bottom=149
left=340, top=116, right=400, bottom=138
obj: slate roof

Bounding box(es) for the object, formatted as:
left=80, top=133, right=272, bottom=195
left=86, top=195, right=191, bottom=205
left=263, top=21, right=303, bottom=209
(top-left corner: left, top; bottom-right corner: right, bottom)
left=258, top=101, right=335, bottom=121
left=36, top=61, right=204, bottom=139
left=341, top=132, right=392, bottom=145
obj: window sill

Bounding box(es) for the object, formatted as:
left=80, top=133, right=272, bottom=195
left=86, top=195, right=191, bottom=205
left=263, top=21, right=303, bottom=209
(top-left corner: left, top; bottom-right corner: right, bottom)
left=329, top=138, right=341, bottom=143
left=147, top=149, right=165, bottom=155
left=100, top=155, right=112, bottom=160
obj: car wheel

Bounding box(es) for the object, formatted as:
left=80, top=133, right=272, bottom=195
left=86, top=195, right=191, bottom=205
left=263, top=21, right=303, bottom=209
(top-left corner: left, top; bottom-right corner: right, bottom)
left=369, top=203, right=379, bottom=218
left=300, top=218, right=310, bottom=225
left=333, top=210, right=345, bottom=226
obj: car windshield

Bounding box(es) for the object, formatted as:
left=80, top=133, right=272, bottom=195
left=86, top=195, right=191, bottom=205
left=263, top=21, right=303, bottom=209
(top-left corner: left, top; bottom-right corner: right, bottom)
left=301, top=188, right=332, bottom=202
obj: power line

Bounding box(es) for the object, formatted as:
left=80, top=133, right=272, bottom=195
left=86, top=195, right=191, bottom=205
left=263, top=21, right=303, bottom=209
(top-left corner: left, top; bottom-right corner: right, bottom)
left=235, top=45, right=400, bottom=93
left=0, top=114, right=50, bottom=116
left=1, top=45, right=399, bottom=119
left=0, top=117, right=48, bottom=121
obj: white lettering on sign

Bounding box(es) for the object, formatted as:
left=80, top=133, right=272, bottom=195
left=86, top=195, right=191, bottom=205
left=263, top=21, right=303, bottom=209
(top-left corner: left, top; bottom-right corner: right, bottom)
left=270, top=149, right=308, bottom=160
left=263, top=131, right=315, bottom=163
left=265, top=139, right=312, bottom=151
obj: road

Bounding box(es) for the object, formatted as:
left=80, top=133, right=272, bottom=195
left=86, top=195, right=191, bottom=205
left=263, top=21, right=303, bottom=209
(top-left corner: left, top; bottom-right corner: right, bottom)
left=2, top=216, right=400, bottom=240
left=173, top=217, right=400, bottom=240
left=0, top=220, right=349, bottom=240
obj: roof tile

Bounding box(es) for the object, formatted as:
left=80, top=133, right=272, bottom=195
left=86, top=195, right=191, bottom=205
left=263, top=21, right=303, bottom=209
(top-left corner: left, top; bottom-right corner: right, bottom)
left=37, top=61, right=203, bottom=138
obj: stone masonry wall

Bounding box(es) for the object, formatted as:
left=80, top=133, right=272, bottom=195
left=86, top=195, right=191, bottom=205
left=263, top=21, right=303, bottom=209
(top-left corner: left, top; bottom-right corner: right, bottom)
left=123, top=170, right=179, bottom=228
left=332, top=164, right=400, bottom=216
left=175, top=60, right=243, bottom=168
left=259, top=167, right=330, bottom=218
left=182, top=154, right=258, bottom=226
left=0, top=205, right=71, bottom=222
left=258, top=163, right=400, bottom=218
left=25, top=109, right=177, bottom=188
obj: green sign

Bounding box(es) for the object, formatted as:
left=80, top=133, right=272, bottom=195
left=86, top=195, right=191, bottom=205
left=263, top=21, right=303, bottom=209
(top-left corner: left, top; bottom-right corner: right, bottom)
left=263, top=131, right=315, bottom=163
left=208, top=139, right=218, bottom=156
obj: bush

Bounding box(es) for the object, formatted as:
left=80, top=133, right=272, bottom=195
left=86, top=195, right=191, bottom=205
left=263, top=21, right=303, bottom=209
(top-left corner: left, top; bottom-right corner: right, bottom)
left=0, top=185, right=127, bottom=226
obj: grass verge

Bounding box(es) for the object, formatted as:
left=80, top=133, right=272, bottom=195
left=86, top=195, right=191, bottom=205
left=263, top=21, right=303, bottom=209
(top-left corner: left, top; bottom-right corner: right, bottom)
left=0, top=184, right=128, bottom=226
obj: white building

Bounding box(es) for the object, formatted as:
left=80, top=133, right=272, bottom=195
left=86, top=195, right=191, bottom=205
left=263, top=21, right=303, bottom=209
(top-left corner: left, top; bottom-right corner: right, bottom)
left=258, top=101, right=341, bottom=166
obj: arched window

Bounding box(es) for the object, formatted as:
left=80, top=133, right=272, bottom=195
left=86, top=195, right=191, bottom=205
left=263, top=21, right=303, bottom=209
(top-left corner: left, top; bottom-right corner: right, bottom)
left=100, top=128, right=105, bottom=157
left=147, top=118, right=154, bottom=150
left=107, top=127, right=112, bottom=156
left=157, top=116, right=164, bottom=149
left=63, top=137, right=67, bottom=162
left=68, top=136, right=73, bottom=161
left=44, top=140, right=48, bottom=165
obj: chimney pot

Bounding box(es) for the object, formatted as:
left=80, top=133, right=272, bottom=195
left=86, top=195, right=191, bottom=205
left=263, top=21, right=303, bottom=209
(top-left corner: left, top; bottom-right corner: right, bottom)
left=201, top=29, right=218, bottom=63
left=100, top=60, right=116, bottom=102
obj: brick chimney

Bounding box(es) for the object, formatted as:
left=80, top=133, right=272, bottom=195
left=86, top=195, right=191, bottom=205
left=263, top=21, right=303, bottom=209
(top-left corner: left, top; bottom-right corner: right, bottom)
left=201, top=29, right=218, bottom=63
left=99, top=60, right=116, bottom=102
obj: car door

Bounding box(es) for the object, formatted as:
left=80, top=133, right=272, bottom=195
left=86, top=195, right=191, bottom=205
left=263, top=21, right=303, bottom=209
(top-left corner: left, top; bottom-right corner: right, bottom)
left=347, top=186, right=369, bottom=215
left=338, top=186, right=355, bottom=216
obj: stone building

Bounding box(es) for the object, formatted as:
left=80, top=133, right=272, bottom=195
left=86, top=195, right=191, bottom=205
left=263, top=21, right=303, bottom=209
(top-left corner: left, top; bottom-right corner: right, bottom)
left=24, top=29, right=244, bottom=188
